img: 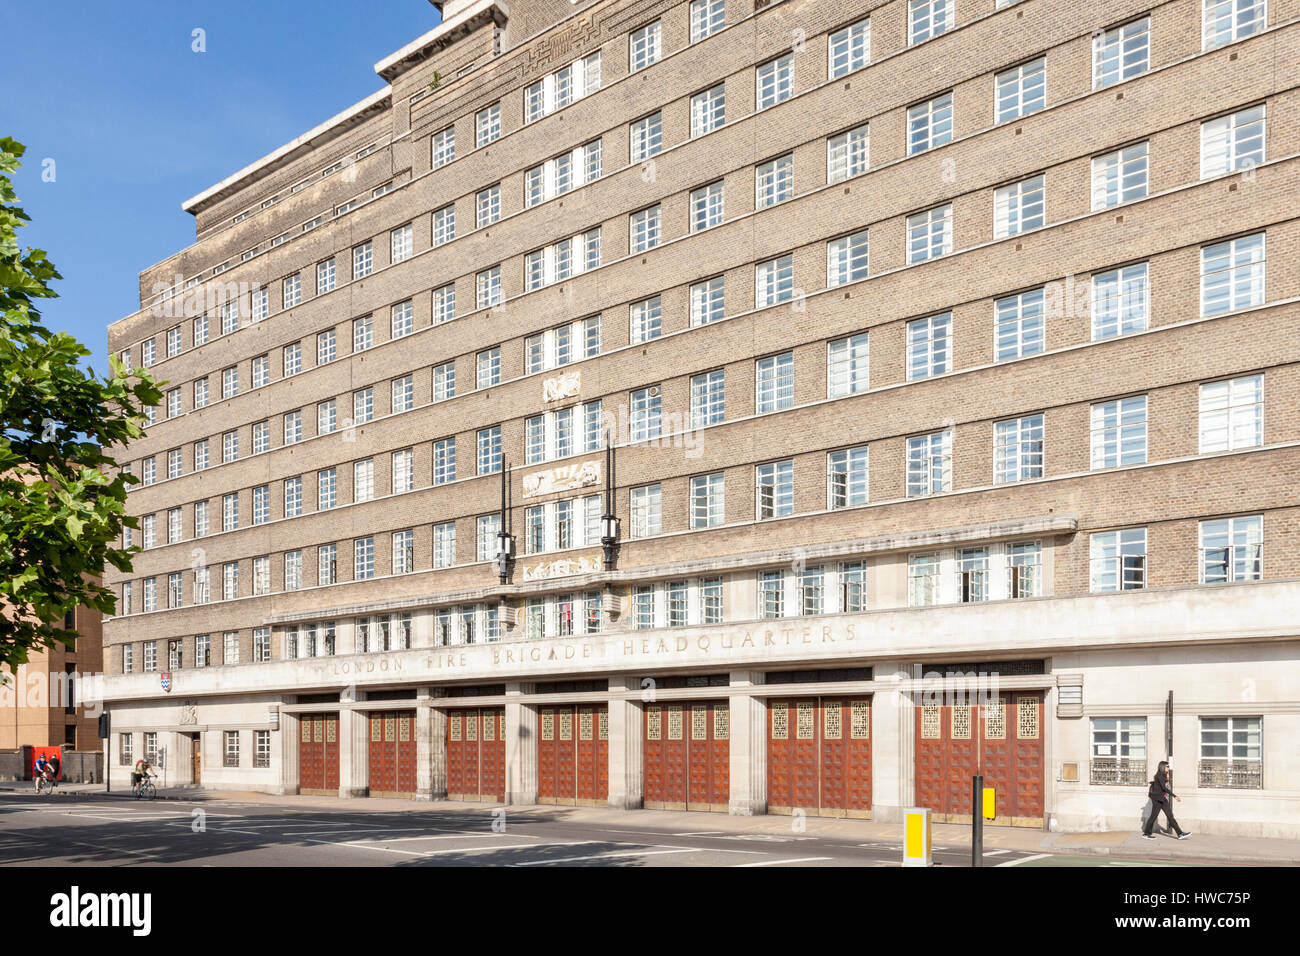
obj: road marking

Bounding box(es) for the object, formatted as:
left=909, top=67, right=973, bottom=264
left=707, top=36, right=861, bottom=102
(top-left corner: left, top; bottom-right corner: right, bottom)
left=732, top=856, right=833, bottom=867
left=997, top=853, right=1052, bottom=867
left=983, top=849, right=1011, bottom=856
left=304, top=838, right=598, bottom=857
left=674, top=830, right=723, bottom=836
left=517, top=847, right=704, bottom=866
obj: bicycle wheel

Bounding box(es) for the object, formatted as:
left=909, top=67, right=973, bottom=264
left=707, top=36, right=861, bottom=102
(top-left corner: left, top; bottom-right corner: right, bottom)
left=142, top=780, right=156, bottom=800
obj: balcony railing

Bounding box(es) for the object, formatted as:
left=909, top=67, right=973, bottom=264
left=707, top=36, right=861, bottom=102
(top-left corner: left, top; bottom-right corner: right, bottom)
left=1198, top=761, right=1262, bottom=790
left=1090, top=758, right=1147, bottom=787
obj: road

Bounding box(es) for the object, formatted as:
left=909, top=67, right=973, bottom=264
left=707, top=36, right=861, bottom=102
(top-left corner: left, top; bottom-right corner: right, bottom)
left=0, top=792, right=1204, bottom=867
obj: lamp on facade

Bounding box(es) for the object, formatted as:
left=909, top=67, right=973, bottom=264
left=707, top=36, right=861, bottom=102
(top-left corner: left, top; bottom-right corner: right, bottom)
left=496, top=463, right=515, bottom=584
left=601, top=431, right=619, bottom=571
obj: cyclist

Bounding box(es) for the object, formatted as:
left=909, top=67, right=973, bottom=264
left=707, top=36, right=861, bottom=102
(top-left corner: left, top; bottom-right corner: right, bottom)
left=132, top=756, right=153, bottom=793
left=33, top=754, right=54, bottom=793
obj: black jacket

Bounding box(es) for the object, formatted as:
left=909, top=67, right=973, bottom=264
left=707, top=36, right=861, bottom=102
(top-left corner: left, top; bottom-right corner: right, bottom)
left=1149, top=773, right=1176, bottom=802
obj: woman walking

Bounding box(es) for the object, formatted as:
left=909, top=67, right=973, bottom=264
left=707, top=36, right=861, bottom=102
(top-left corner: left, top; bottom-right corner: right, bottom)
left=1142, top=761, right=1191, bottom=840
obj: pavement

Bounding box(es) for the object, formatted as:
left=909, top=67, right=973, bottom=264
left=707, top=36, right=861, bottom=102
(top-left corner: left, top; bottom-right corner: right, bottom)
left=1, top=782, right=1292, bottom=866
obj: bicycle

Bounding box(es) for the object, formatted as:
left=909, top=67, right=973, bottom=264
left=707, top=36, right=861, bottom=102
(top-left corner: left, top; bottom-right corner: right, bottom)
left=35, top=773, right=56, bottom=796
left=132, top=773, right=157, bottom=800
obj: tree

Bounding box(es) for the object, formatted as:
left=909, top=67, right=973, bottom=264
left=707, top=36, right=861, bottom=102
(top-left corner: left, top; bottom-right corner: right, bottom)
left=0, top=136, right=159, bottom=672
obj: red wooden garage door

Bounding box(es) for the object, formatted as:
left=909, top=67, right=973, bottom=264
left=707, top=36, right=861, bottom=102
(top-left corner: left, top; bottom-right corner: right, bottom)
left=538, top=704, right=608, bottom=805
left=299, top=713, right=339, bottom=795
left=914, top=692, right=1044, bottom=826
left=644, top=701, right=729, bottom=811
left=447, top=708, right=505, bottom=802
left=768, top=698, right=871, bottom=817
left=369, top=711, right=417, bottom=797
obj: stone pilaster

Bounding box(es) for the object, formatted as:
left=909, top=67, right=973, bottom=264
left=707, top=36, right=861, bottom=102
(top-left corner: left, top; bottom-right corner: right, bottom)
left=280, top=710, right=300, bottom=795
left=871, top=660, right=908, bottom=823
left=606, top=676, right=643, bottom=809
left=728, top=670, right=767, bottom=816
left=338, top=706, right=369, bottom=797
left=504, top=682, right=537, bottom=805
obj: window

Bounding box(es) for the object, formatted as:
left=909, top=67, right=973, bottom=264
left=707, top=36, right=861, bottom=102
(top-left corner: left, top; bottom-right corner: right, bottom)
left=282, top=410, right=303, bottom=446
left=690, top=84, right=726, bottom=138
left=476, top=514, right=501, bottom=562
left=689, top=473, right=724, bottom=528
left=690, top=369, right=725, bottom=428
left=756, top=353, right=794, bottom=414
left=192, top=315, right=208, bottom=346
left=995, top=415, right=1044, bottom=483
left=1091, top=142, right=1149, bottom=210
left=908, top=553, right=941, bottom=606
left=1199, top=715, right=1261, bottom=788
left=317, top=399, right=337, bottom=435
left=432, top=283, right=456, bottom=325
left=756, top=254, right=794, bottom=307
left=392, top=530, right=415, bottom=575
left=194, top=501, right=209, bottom=538
left=284, top=551, right=302, bottom=592
left=141, top=339, right=156, bottom=367
left=630, top=204, right=661, bottom=252
left=316, top=259, right=336, bottom=296
left=353, top=459, right=375, bottom=503
left=907, top=204, right=952, bottom=262
left=630, top=387, right=663, bottom=443
left=253, top=556, right=271, bottom=597
left=829, top=18, right=870, bottom=78
left=222, top=563, right=238, bottom=601
left=994, top=175, right=1045, bottom=238
left=252, top=484, right=270, bottom=524
left=219, top=302, right=238, bottom=336
left=432, top=204, right=455, bottom=247
left=525, top=140, right=603, bottom=207
left=1008, top=541, right=1042, bottom=598
left=476, top=103, right=501, bottom=147
left=318, top=544, right=337, bottom=585
left=252, top=354, right=270, bottom=388
left=353, top=315, right=373, bottom=353
left=907, top=431, right=952, bottom=496
left=1200, top=515, right=1263, bottom=583
left=756, top=54, right=794, bottom=110
left=908, top=93, right=953, bottom=154
left=353, top=242, right=373, bottom=279
left=907, top=313, right=951, bottom=380
left=957, top=548, right=990, bottom=603
left=251, top=288, right=268, bottom=323
left=221, top=492, right=239, bottom=531
left=284, top=476, right=303, bottom=518
left=827, top=446, right=869, bottom=509
left=476, top=267, right=502, bottom=310
left=755, top=460, right=794, bottom=519
left=391, top=448, right=415, bottom=495
left=141, top=457, right=156, bottom=486
left=167, top=507, right=181, bottom=542
left=166, top=325, right=182, bottom=357
left=1203, top=0, right=1266, bottom=49
left=221, top=365, right=238, bottom=399
left=283, top=342, right=302, bottom=377
left=143, top=639, right=158, bottom=671
left=432, top=362, right=455, bottom=403
left=318, top=469, right=337, bottom=510
left=434, top=522, right=457, bottom=568
left=434, top=438, right=457, bottom=485
left=221, top=430, right=239, bottom=463
left=756, top=154, right=794, bottom=209
left=431, top=125, right=455, bottom=168
left=471, top=348, right=501, bottom=390
left=476, top=184, right=501, bottom=227
left=690, top=0, right=724, bottom=42
left=1199, top=375, right=1263, bottom=452
left=1089, top=717, right=1148, bottom=784
left=1093, top=17, right=1150, bottom=89
left=630, top=484, right=662, bottom=537
left=1201, top=233, right=1265, bottom=315
left=690, top=276, right=725, bottom=326
left=1090, top=396, right=1148, bottom=468
left=690, top=182, right=724, bottom=232
left=317, top=329, right=336, bottom=365
left=478, top=426, right=502, bottom=475
left=996, top=58, right=1046, bottom=123
left=827, top=333, right=869, bottom=398
left=827, top=230, right=870, bottom=287
left=386, top=301, right=413, bottom=342
left=1202, top=105, right=1265, bottom=179
left=390, top=223, right=413, bottom=264
left=630, top=113, right=663, bottom=163
left=995, top=288, right=1045, bottom=360
left=1091, top=263, right=1148, bottom=339
left=758, top=571, right=785, bottom=619
left=223, top=730, right=240, bottom=767
left=629, top=21, right=662, bottom=72
left=909, top=0, right=952, bottom=44
left=141, top=514, right=156, bottom=549
left=253, top=628, right=271, bottom=663
left=630, top=296, right=662, bottom=344
left=525, top=52, right=601, bottom=122
left=193, top=377, right=209, bottom=409
left=168, top=572, right=183, bottom=609
left=1090, top=528, right=1147, bottom=591
left=166, top=388, right=182, bottom=419
left=827, top=123, right=870, bottom=184
left=354, top=537, right=375, bottom=580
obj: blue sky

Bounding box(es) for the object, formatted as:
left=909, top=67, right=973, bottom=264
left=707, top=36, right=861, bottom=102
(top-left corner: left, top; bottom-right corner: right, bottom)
left=6, top=0, right=441, bottom=375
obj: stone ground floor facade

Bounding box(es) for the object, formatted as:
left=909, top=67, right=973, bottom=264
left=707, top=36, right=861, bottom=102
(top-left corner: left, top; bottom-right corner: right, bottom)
left=94, top=581, right=1300, bottom=838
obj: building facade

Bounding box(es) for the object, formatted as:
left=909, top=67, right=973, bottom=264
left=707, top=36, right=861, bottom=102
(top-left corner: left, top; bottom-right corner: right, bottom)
left=2, top=605, right=103, bottom=754
left=97, top=0, right=1299, bottom=835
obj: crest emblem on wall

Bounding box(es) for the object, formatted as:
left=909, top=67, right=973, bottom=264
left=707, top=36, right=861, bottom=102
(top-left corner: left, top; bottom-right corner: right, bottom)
left=160, top=672, right=172, bottom=693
